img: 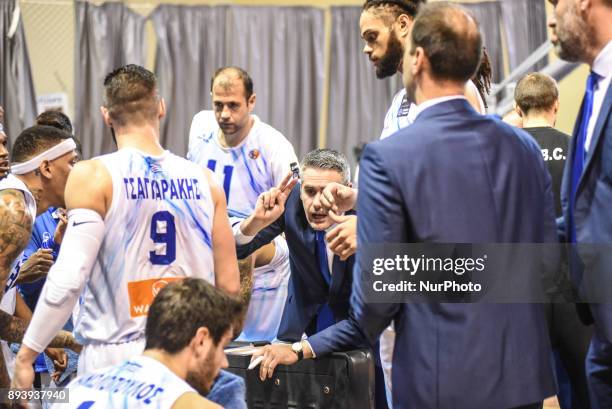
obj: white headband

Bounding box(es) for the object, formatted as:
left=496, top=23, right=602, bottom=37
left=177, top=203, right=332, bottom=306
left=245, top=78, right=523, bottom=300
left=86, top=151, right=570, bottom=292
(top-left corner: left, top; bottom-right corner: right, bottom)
left=11, top=138, right=77, bottom=175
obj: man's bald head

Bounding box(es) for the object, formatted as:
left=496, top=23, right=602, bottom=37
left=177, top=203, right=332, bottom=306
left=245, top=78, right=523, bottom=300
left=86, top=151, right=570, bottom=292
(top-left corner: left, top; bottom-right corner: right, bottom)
left=210, top=66, right=254, bottom=101
left=409, top=2, right=482, bottom=83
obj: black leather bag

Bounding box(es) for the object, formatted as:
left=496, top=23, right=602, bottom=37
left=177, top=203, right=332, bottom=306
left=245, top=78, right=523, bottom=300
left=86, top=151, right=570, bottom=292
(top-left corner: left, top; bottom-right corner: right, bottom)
left=226, top=350, right=375, bottom=409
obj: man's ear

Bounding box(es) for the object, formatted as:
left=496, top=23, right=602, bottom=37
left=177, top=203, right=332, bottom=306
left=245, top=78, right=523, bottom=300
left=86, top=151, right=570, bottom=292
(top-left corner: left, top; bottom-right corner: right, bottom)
left=100, top=106, right=113, bottom=128
left=396, top=14, right=412, bottom=38
left=514, top=103, right=524, bottom=118
left=159, top=97, right=166, bottom=119
left=412, top=47, right=425, bottom=76
left=191, top=326, right=212, bottom=355
left=578, top=0, right=591, bottom=13
left=39, top=160, right=52, bottom=179
left=553, top=99, right=560, bottom=115
left=247, top=93, right=256, bottom=112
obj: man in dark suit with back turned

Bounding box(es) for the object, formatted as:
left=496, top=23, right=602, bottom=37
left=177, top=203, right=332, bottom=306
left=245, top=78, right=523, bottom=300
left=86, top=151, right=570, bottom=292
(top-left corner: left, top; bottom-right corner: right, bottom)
left=352, top=3, right=556, bottom=408
left=548, top=0, right=612, bottom=407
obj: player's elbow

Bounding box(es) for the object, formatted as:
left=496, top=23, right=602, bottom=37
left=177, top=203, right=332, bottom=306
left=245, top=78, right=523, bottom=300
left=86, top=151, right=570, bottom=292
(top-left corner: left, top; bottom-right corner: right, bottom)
left=219, top=280, right=240, bottom=296
left=217, top=269, right=240, bottom=296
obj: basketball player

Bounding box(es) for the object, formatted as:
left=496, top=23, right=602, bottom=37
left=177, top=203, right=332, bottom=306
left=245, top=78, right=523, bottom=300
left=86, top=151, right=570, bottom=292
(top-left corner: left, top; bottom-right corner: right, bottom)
left=359, top=0, right=486, bottom=139
left=13, top=65, right=240, bottom=388
left=0, top=125, right=80, bottom=387
left=53, top=278, right=242, bottom=409
left=188, top=66, right=296, bottom=341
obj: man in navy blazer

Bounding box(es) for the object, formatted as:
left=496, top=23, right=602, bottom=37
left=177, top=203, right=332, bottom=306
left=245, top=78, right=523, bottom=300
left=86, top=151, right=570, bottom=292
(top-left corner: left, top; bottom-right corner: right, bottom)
left=351, top=4, right=556, bottom=408
left=233, top=149, right=364, bottom=375
left=549, top=0, right=612, bottom=406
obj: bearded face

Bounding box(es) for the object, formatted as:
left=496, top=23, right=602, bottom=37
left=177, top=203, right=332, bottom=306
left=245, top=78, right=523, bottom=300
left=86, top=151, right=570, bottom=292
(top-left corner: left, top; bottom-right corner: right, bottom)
left=186, top=344, right=223, bottom=395
left=376, top=29, right=404, bottom=79
left=549, top=0, right=591, bottom=62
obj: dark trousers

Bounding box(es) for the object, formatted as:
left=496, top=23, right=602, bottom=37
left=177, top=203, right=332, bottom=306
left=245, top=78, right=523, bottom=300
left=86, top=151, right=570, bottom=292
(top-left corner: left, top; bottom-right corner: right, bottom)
left=545, top=302, right=593, bottom=409
left=586, top=330, right=612, bottom=409
left=509, top=403, right=543, bottom=409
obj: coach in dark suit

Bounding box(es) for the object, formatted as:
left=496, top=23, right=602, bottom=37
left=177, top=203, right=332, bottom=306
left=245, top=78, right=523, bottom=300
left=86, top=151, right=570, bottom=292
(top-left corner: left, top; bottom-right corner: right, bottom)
left=352, top=4, right=556, bottom=408
left=233, top=149, right=365, bottom=371
left=549, top=0, right=612, bottom=407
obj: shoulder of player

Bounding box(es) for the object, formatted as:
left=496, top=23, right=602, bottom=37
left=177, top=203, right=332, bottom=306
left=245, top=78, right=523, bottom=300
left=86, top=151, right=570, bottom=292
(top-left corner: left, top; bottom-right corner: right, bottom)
left=251, top=118, right=292, bottom=146
left=0, top=188, right=30, bottom=219
left=200, top=167, right=224, bottom=202
left=190, top=111, right=217, bottom=134
left=192, top=110, right=215, bottom=124
left=69, top=159, right=111, bottom=184
left=0, top=188, right=33, bottom=268
left=171, top=392, right=222, bottom=409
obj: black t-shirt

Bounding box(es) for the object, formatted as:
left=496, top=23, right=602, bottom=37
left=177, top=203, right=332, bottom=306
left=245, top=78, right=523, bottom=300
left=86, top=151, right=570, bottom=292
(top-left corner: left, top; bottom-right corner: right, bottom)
left=523, top=127, right=570, bottom=217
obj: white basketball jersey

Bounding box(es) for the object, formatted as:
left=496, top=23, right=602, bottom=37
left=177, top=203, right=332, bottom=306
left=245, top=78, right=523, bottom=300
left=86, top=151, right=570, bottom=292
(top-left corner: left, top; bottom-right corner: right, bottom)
left=187, top=111, right=298, bottom=218
left=237, top=236, right=290, bottom=342
left=380, top=88, right=416, bottom=140
left=0, top=174, right=36, bottom=378
left=381, top=81, right=484, bottom=140
left=55, top=355, right=195, bottom=409
left=74, top=148, right=215, bottom=345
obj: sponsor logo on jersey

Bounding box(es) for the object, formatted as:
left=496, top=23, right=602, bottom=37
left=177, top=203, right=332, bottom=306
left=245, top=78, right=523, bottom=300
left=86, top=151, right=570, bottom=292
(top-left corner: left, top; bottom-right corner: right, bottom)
left=127, top=277, right=184, bottom=317
left=42, top=231, right=52, bottom=246
left=203, top=131, right=215, bottom=143
left=249, top=149, right=260, bottom=159
left=397, top=95, right=410, bottom=118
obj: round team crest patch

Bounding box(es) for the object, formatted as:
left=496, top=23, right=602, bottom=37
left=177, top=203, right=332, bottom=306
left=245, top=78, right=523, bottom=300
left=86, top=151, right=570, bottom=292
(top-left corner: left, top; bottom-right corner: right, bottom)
left=249, top=149, right=260, bottom=159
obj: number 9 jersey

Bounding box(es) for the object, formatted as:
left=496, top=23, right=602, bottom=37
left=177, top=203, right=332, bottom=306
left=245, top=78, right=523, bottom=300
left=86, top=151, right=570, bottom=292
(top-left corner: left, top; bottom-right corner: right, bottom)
left=74, top=147, right=215, bottom=345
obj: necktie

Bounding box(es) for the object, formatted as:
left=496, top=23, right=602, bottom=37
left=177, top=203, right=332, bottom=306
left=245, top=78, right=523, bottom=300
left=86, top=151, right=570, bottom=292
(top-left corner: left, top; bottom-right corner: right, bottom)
left=315, top=231, right=334, bottom=332
left=570, top=72, right=601, bottom=243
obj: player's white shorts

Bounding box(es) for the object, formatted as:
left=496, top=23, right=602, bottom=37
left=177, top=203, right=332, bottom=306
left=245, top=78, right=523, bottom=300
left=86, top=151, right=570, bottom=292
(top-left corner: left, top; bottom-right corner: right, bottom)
left=380, top=324, right=395, bottom=408
left=77, top=338, right=145, bottom=376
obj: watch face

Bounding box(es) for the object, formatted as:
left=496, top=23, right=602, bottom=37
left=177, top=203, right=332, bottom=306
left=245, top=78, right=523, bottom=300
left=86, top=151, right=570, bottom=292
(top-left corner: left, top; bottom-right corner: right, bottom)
left=291, top=342, right=302, bottom=353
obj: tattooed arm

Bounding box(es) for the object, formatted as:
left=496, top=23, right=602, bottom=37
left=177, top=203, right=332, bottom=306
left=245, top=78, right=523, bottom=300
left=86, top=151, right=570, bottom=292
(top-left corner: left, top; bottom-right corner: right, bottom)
left=0, top=188, right=33, bottom=388
left=0, top=297, right=80, bottom=351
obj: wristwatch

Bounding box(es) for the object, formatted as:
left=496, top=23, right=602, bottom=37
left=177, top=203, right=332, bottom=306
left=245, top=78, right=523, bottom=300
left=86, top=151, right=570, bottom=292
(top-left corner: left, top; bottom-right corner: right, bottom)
left=291, top=341, right=304, bottom=361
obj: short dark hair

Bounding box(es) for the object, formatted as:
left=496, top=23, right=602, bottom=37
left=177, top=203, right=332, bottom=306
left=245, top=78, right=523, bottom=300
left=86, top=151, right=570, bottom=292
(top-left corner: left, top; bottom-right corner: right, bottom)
left=35, top=111, right=82, bottom=156
left=301, top=148, right=351, bottom=184
left=210, top=66, right=254, bottom=101
left=514, top=72, right=559, bottom=115
left=362, top=0, right=426, bottom=21
left=145, top=278, right=243, bottom=353
left=103, top=64, right=159, bottom=128
left=36, top=110, right=73, bottom=134
left=410, top=3, right=482, bottom=83
left=11, top=125, right=73, bottom=163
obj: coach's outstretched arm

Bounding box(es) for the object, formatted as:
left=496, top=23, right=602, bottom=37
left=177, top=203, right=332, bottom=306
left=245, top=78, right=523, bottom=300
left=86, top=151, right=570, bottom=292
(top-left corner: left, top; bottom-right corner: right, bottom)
left=0, top=188, right=34, bottom=387
left=203, top=169, right=240, bottom=296
left=13, top=160, right=110, bottom=389
left=234, top=172, right=297, bottom=259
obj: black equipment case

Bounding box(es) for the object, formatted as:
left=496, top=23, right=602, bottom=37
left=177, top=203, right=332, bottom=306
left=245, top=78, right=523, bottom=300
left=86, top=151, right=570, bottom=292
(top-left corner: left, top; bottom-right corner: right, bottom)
left=227, top=350, right=375, bottom=409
